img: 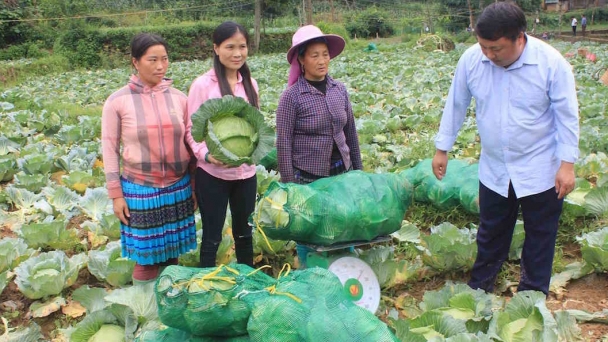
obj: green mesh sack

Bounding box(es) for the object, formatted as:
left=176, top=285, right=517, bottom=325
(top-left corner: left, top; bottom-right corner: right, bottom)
left=458, top=164, right=480, bottom=214
left=252, top=171, right=412, bottom=245
left=136, top=327, right=250, bottom=342
left=402, top=158, right=479, bottom=212
left=400, top=159, right=433, bottom=188
left=412, top=159, right=469, bottom=208
left=155, top=264, right=275, bottom=337
left=240, top=267, right=399, bottom=342
left=259, top=148, right=277, bottom=170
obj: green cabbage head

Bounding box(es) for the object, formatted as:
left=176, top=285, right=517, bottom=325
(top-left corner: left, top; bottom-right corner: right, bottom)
left=89, top=324, right=125, bottom=342
left=14, top=250, right=87, bottom=299
left=191, top=95, right=274, bottom=166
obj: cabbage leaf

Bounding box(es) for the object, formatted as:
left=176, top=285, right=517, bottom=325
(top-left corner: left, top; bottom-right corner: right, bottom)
left=576, top=226, right=608, bottom=271
left=20, top=220, right=80, bottom=251
left=88, top=241, right=135, bottom=287
left=190, top=95, right=274, bottom=166
left=13, top=251, right=87, bottom=299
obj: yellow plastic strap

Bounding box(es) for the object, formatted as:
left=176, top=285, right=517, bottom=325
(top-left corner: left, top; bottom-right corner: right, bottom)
left=262, top=196, right=284, bottom=229
left=254, top=202, right=277, bottom=255
left=247, top=265, right=272, bottom=277
left=172, top=264, right=237, bottom=290
left=264, top=284, right=303, bottom=304
left=276, top=263, right=292, bottom=279
left=262, top=263, right=302, bottom=303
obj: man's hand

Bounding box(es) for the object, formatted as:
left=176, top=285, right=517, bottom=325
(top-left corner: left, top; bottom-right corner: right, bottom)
left=113, top=197, right=130, bottom=225
left=555, top=161, right=575, bottom=199
left=432, top=149, right=448, bottom=180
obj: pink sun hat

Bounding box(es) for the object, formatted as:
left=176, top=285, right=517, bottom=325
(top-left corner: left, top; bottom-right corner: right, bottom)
left=287, top=25, right=346, bottom=86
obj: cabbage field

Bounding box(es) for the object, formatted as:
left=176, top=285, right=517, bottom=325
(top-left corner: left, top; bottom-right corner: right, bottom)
left=1, top=38, right=608, bottom=341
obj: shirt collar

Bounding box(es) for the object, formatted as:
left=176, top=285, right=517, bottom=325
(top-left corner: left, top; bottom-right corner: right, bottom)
left=128, top=74, right=172, bottom=94
left=206, top=69, right=244, bottom=83
left=480, top=33, right=538, bottom=70
left=297, top=74, right=337, bottom=94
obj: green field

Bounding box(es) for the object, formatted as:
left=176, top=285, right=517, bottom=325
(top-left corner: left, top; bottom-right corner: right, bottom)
left=1, top=37, right=608, bottom=341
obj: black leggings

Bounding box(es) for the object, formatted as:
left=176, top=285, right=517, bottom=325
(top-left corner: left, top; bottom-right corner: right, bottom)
left=195, top=167, right=257, bottom=267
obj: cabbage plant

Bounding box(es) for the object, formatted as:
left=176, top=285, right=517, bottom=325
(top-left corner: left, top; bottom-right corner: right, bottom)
left=0, top=135, right=21, bottom=155
left=0, top=155, right=17, bottom=182
left=14, top=250, right=87, bottom=299
left=418, top=223, right=477, bottom=272
left=79, top=187, right=112, bottom=221
left=14, top=173, right=49, bottom=193
left=70, top=308, right=133, bottom=342
left=88, top=241, right=135, bottom=287
left=576, top=226, right=608, bottom=272
left=190, top=95, right=274, bottom=166
left=20, top=220, right=80, bottom=251
left=0, top=237, right=37, bottom=273
left=486, top=291, right=559, bottom=342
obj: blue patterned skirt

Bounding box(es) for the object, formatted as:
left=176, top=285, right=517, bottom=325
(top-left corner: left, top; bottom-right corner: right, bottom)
left=120, top=174, right=197, bottom=265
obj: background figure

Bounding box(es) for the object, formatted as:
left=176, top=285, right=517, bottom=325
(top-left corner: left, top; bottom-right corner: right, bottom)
left=572, top=16, right=578, bottom=36
left=276, top=25, right=363, bottom=268
left=581, top=15, right=587, bottom=37
left=432, top=3, right=579, bottom=295
left=186, top=21, right=258, bottom=268
left=101, top=33, right=197, bottom=285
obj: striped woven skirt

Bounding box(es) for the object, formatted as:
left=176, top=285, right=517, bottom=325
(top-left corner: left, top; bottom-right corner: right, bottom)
left=120, top=174, right=197, bottom=265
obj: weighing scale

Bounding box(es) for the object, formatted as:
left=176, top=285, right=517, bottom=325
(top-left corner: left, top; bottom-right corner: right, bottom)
left=299, top=235, right=391, bottom=314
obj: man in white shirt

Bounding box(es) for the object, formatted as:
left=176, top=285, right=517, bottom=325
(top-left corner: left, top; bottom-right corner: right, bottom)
left=432, top=2, right=579, bottom=295
left=572, top=17, right=578, bottom=36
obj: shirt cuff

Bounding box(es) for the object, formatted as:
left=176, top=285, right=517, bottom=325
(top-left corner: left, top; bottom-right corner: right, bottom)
left=556, top=143, right=579, bottom=164
left=434, top=133, right=457, bottom=152
left=107, top=186, right=123, bottom=199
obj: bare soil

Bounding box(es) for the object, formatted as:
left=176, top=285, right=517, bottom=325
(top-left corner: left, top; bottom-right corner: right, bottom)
left=547, top=273, right=608, bottom=342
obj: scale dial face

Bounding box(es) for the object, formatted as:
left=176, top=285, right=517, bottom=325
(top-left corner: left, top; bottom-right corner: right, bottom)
left=327, top=256, right=381, bottom=313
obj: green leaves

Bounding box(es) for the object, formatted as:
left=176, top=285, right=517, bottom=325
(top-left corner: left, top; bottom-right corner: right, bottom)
left=13, top=251, right=87, bottom=299
left=419, top=223, right=477, bottom=273
left=191, top=95, right=275, bottom=167
left=576, top=227, right=608, bottom=272
left=487, top=291, right=558, bottom=342
left=20, top=221, right=80, bottom=251
left=88, top=241, right=135, bottom=288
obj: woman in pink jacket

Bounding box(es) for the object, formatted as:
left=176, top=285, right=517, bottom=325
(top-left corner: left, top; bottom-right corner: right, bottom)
left=102, top=33, right=197, bottom=285
left=186, top=22, right=258, bottom=267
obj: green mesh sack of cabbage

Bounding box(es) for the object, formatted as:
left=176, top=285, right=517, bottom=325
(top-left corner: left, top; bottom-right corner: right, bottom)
left=400, top=159, right=480, bottom=214
left=191, top=95, right=274, bottom=167
left=136, top=327, right=251, bottom=341
left=155, top=264, right=275, bottom=337
left=259, top=147, right=277, bottom=170
left=251, top=170, right=412, bottom=245
left=237, top=267, right=399, bottom=342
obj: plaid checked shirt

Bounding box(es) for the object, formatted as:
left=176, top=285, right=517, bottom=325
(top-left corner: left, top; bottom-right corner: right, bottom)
left=102, top=75, right=195, bottom=199
left=276, top=75, right=362, bottom=183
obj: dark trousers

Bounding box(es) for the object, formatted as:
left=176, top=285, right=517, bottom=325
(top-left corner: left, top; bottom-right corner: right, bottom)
left=195, top=168, right=256, bottom=268
left=468, top=182, right=563, bottom=295
left=572, top=26, right=577, bottom=36
left=582, top=25, right=587, bottom=37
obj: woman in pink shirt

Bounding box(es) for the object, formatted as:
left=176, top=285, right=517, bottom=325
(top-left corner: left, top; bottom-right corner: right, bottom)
left=186, top=22, right=259, bottom=267
left=102, top=33, right=197, bottom=285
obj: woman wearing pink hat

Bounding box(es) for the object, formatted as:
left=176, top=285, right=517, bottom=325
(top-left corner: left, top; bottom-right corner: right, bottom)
left=276, top=25, right=363, bottom=267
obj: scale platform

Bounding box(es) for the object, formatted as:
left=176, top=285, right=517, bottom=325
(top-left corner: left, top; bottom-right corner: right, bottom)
left=300, top=235, right=392, bottom=314
left=298, top=235, right=392, bottom=252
